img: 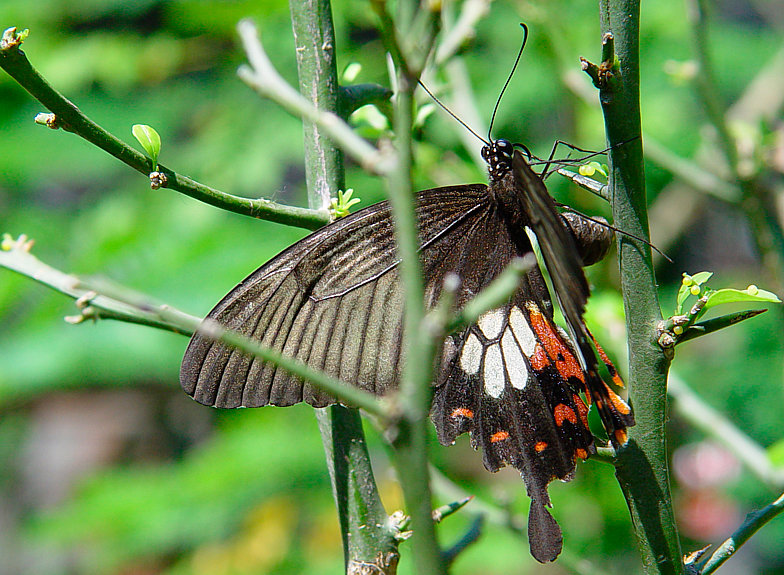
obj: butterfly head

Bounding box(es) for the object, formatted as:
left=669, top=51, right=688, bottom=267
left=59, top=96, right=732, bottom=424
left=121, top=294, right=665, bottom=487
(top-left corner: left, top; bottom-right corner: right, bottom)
left=481, top=139, right=514, bottom=181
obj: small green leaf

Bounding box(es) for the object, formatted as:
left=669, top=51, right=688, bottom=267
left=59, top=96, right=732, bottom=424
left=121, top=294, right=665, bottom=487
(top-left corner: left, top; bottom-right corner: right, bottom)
left=703, top=287, right=781, bottom=310
left=676, top=271, right=714, bottom=313
left=690, top=271, right=714, bottom=285
left=675, top=283, right=692, bottom=314
left=578, top=161, right=607, bottom=178
left=131, top=124, right=161, bottom=168
left=578, top=163, right=595, bottom=177
left=329, top=189, right=361, bottom=219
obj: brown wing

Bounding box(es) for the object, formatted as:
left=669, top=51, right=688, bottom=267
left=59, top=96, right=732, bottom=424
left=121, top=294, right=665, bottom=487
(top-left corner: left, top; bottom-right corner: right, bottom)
left=180, top=184, right=492, bottom=408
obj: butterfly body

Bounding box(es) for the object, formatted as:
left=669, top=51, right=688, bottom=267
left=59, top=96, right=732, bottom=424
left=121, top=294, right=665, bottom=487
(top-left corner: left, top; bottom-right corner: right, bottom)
left=180, top=140, right=633, bottom=563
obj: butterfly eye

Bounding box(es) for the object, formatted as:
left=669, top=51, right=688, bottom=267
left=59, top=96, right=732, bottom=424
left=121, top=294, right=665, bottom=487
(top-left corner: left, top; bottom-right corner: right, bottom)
left=495, top=139, right=514, bottom=158
left=481, top=145, right=491, bottom=161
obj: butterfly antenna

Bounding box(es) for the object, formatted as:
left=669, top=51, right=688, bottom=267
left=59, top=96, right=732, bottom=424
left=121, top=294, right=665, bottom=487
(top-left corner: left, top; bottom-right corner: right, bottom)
left=417, top=80, right=489, bottom=145
left=559, top=205, right=673, bottom=262
left=488, top=23, right=529, bottom=141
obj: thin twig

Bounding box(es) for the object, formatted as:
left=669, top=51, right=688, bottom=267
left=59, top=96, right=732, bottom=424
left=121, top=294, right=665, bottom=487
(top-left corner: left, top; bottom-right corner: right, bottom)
left=0, top=35, right=327, bottom=230
left=447, top=255, right=536, bottom=332
left=699, top=491, right=784, bottom=574
left=429, top=466, right=616, bottom=575
left=0, top=237, right=388, bottom=418
left=236, top=19, right=396, bottom=177
left=0, top=235, right=197, bottom=335
left=379, top=4, right=447, bottom=572
left=442, top=515, right=484, bottom=566
left=286, top=2, right=399, bottom=570
left=434, top=0, right=491, bottom=66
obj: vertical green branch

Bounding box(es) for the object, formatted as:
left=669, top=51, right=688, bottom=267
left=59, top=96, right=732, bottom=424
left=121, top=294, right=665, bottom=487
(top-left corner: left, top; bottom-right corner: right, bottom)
left=387, top=80, right=446, bottom=575
left=290, top=0, right=345, bottom=210
left=287, top=2, right=397, bottom=572
left=597, top=2, right=684, bottom=574
left=374, top=0, right=446, bottom=571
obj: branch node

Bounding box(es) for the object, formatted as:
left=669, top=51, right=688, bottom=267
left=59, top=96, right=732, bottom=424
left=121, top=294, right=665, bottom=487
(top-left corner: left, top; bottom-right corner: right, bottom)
left=1, top=233, right=34, bottom=252
left=149, top=171, right=168, bottom=189
left=581, top=33, right=620, bottom=96
left=1, top=26, right=29, bottom=51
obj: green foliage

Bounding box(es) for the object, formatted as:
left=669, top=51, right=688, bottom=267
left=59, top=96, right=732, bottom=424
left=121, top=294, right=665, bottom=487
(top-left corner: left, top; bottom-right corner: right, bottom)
left=1, top=0, right=783, bottom=574
left=132, top=124, right=162, bottom=169
left=328, top=188, right=360, bottom=219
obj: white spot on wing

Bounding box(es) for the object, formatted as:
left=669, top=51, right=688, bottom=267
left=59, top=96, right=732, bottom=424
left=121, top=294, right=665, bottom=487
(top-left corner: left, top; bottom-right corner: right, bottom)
left=509, top=306, right=536, bottom=356
left=477, top=308, right=505, bottom=340
left=501, top=328, right=528, bottom=389
left=483, top=345, right=505, bottom=398
left=460, top=333, right=482, bottom=375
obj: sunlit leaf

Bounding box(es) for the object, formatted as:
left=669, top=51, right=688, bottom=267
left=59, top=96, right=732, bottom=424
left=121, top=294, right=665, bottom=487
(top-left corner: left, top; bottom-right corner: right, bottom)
left=704, top=287, right=781, bottom=310
left=131, top=124, right=161, bottom=167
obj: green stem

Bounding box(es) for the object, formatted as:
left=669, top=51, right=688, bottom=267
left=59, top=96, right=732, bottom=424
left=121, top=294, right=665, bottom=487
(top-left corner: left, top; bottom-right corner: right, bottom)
left=286, top=2, right=398, bottom=572
left=0, top=240, right=387, bottom=417
left=316, top=406, right=399, bottom=573
left=290, top=0, right=345, bottom=210
left=699, top=491, right=784, bottom=574
left=0, top=38, right=328, bottom=230
left=387, top=76, right=445, bottom=575
left=597, top=3, right=684, bottom=574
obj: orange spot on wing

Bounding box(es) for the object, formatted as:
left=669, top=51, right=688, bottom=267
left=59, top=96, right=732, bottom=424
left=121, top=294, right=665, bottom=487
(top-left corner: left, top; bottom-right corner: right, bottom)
left=529, top=343, right=550, bottom=370
left=490, top=431, right=509, bottom=443
left=553, top=403, right=578, bottom=427
left=534, top=441, right=548, bottom=452
left=606, top=384, right=632, bottom=415
left=576, top=448, right=589, bottom=460
left=525, top=303, right=584, bottom=382
left=615, top=429, right=628, bottom=445
left=450, top=407, right=474, bottom=419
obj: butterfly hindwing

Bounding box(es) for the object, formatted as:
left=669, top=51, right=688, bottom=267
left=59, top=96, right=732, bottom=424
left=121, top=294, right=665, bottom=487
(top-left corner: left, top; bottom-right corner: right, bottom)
left=432, top=297, right=596, bottom=563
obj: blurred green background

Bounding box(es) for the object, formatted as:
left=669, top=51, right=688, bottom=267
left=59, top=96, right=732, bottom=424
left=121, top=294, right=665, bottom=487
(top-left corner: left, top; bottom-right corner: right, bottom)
left=1, top=0, right=783, bottom=573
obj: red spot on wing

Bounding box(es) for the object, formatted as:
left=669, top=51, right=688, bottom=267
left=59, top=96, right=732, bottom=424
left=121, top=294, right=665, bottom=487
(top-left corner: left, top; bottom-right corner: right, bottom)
left=451, top=407, right=474, bottom=419
left=553, top=403, right=578, bottom=427
left=534, top=441, right=548, bottom=452
left=576, top=448, right=589, bottom=460
left=525, top=303, right=584, bottom=382
left=490, top=431, right=510, bottom=443
left=529, top=343, right=550, bottom=370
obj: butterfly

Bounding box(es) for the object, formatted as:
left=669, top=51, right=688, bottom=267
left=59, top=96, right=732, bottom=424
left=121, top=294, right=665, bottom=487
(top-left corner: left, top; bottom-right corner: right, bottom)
left=179, top=138, right=635, bottom=563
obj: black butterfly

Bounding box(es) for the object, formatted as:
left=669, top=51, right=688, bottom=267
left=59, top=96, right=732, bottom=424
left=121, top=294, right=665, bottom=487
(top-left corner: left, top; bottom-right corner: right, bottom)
left=180, top=139, right=634, bottom=563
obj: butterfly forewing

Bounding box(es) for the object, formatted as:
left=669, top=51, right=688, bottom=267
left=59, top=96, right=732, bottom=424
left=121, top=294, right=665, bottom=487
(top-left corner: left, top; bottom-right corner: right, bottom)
left=181, top=184, right=491, bottom=408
